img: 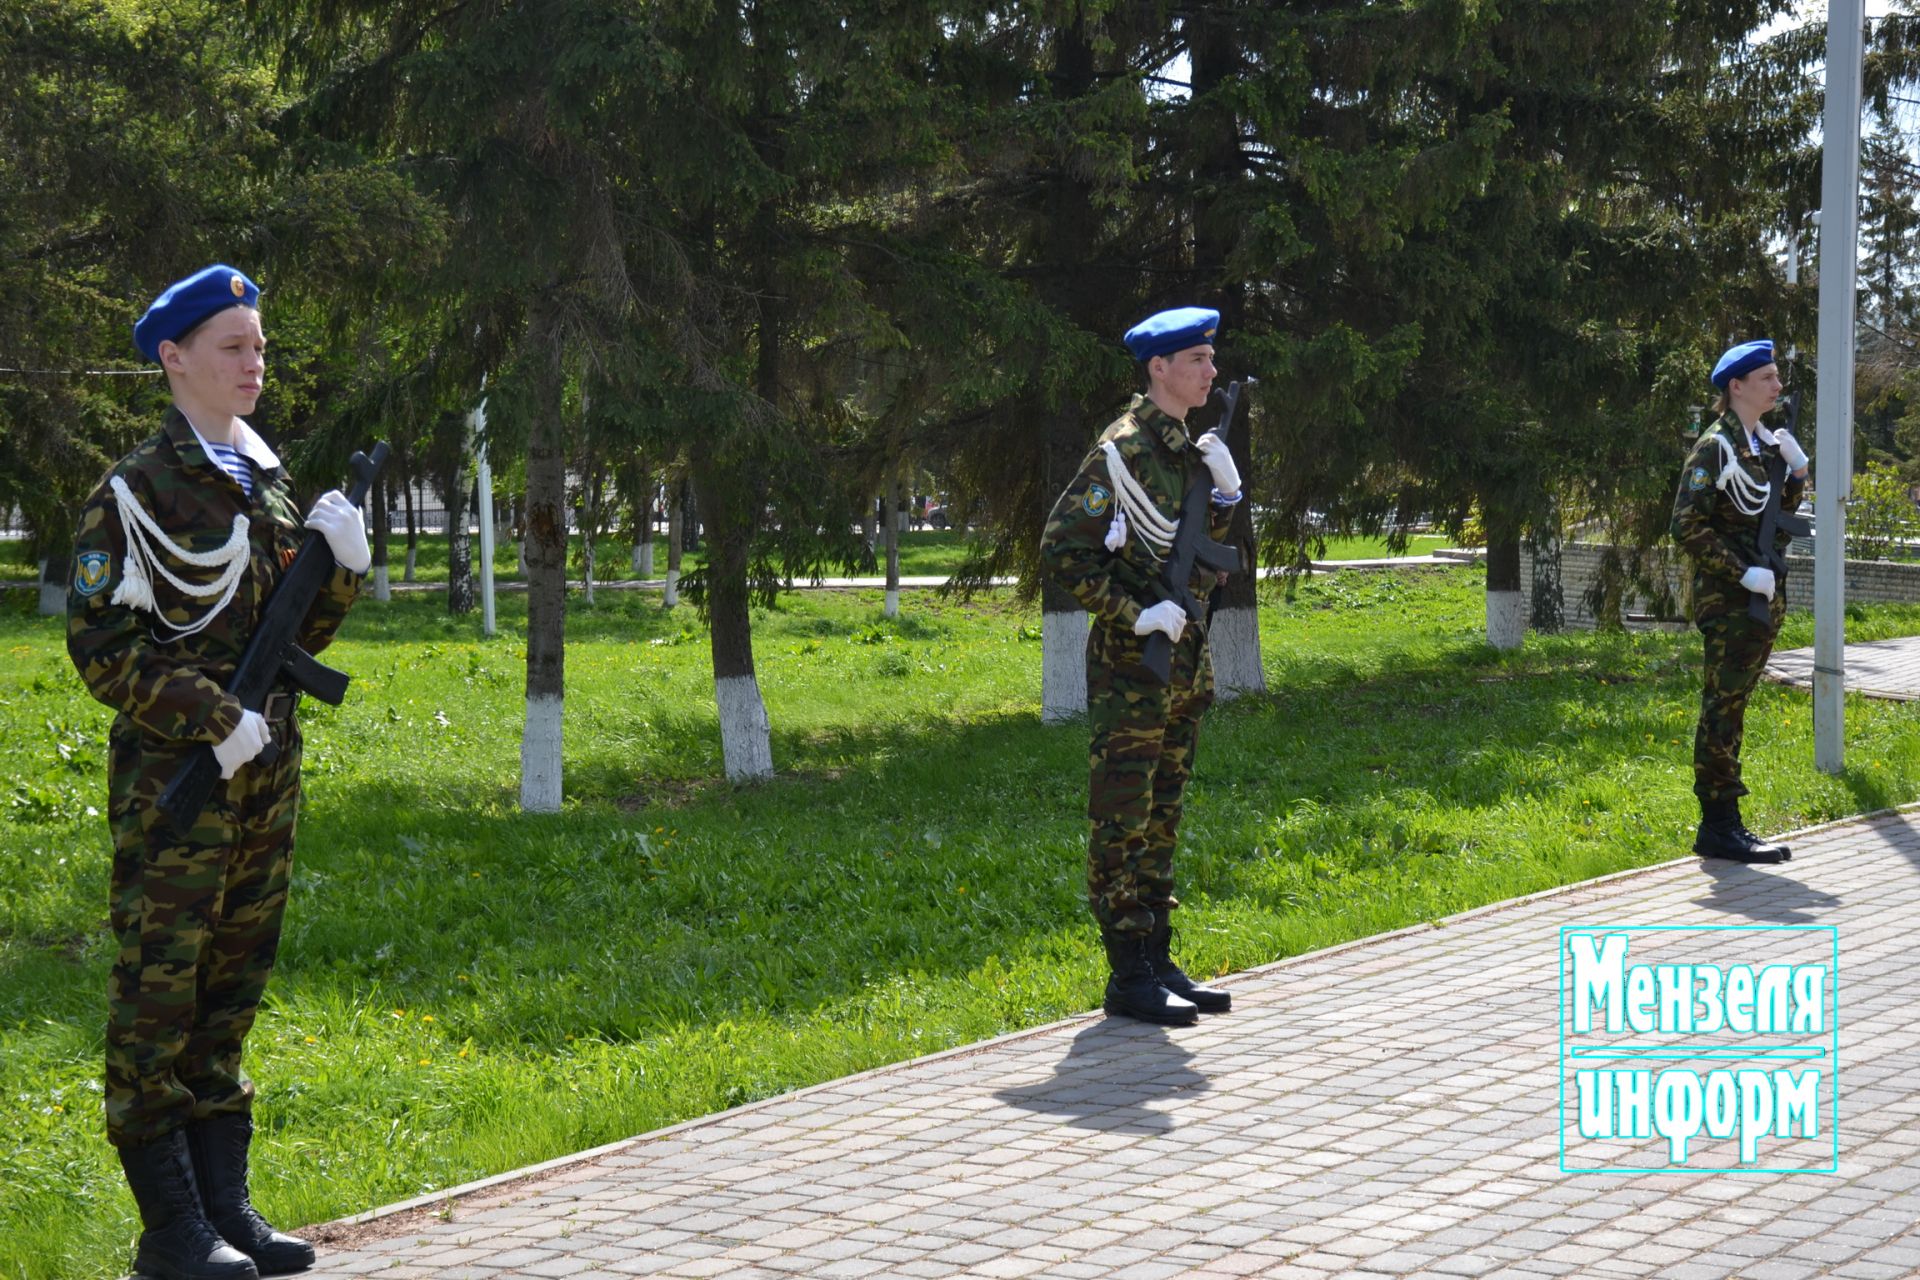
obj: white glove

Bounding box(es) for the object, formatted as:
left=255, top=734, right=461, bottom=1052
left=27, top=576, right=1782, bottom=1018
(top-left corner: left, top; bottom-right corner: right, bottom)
left=1134, top=599, right=1188, bottom=643
left=213, top=710, right=272, bottom=780
left=305, top=489, right=372, bottom=574
left=1194, top=432, right=1241, bottom=498
left=1774, top=428, right=1809, bottom=472
left=1740, top=565, right=1776, bottom=600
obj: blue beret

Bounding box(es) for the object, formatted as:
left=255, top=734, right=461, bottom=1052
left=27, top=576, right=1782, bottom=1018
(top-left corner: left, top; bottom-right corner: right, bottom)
left=1711, top=339, right=1774, bottom=391
left=134, top=265, right=260, bottom=362
left=1123, top=307, right=1220, bottom=362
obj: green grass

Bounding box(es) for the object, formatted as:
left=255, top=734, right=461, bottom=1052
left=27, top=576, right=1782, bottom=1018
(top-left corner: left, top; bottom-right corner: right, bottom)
left=371, top=528, right=975, bottom=584
left=4, top=567, right=1920, bottom=1278
left=1312, top=533, right=1450, bottom=560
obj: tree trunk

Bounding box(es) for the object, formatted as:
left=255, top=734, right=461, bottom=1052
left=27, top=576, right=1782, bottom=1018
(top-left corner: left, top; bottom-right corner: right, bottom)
left=1528, top=499, right=1564, bottom=634
left=1041, top=577, right=1088, bottom=723
left=371, top=474, right=392, bottom=602
left=1190, top=10, right=1263, bottom=699
left=664, top=484, right=683, bottom=607
left=680, top=481, right=700, bottom=552
left=635, top=473, right=655, bottom=576
left=520, top=339, right=568, bottom=812
left=37, top=556, right=64, bottom=617
left=692, top=451, right=773, bottom=781
left=402, top=465, right=418, bottom=582
left=861, top=495, right=878, bottom=552
left=1485, top=517, right=1525, bottom=650
left=446, top=457, right=474, bottom=615
left=883, top=472, right=901, bottom=618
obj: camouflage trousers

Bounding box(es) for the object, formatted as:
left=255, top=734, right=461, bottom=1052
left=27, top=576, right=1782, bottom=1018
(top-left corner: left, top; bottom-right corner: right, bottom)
left=1085, top=618, right=1214, bottom=934
left=105, top=714, right=303, bottom=1147
left=1693, top=609, right=1778, bottom=802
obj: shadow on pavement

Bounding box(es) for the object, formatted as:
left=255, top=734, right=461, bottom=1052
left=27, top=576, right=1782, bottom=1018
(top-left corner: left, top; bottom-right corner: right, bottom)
left=993, top=1018, right=1209, bottom=1135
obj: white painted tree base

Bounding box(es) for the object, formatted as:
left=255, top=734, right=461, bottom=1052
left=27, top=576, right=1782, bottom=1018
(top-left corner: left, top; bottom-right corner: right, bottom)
left=1210, top=606, right=1265, bottom=700
left=884, top=588, right=899, bottom=618
left=404, top=548, right=417, bottom=582
left=1487, top=588, right=1526, bottom=650
left=37, top=560, right=62, bottom=616
left=716, top=675, right=774, bottom=781
left=635, top=543, right=654, bottom=577
left=516, top=542, right=527, bottom=575
left=520, top=693, right=563, bottom=812
left=372, top=564, right=391, bottom=602
left=1041, top=609, right=1088, bottom=724
left=663, top=569, right=680, bottom=608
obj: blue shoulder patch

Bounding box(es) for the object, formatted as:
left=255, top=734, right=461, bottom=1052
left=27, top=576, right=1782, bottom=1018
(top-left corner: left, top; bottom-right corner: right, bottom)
left=74, top=550, right=112, bottom=597
left=1687, top=466, right=1711, bottom=493
left=1083, top=483, right=1112, bottom=518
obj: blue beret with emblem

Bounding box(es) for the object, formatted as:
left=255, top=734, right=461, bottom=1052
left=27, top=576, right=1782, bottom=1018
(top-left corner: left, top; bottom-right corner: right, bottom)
left=1123, top=306, right=1221, bottom=362
left=134, top=264, right=261, bottom=362
left=1711, top=339, right=1774, bottom=392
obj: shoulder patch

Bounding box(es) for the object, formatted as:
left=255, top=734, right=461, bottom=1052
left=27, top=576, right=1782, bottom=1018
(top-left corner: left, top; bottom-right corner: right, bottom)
left=1083, top=483, right=1112, bottom=517
left=74, top=550, right=112, bottom=597
left=1688, top=465, right=1711, bottom=493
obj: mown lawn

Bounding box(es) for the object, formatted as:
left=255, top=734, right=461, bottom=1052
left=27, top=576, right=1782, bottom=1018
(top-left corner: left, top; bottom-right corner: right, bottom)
left=2, top=566, right=1917, bottom=1279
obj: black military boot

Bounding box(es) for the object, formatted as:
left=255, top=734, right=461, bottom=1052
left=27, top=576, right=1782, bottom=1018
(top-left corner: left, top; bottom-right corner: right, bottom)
left=1694, top=799, right=1789, bottom=864
left=1728, top=799, right=1792, bottom=862
left=1145, top=916, right=1231, bottom=1013
left=1100, top=927, right=1198, bottom=1026
left=117, top=1130, right=259, bottom=1280
left=186, top=1114, right=315, bottom=1275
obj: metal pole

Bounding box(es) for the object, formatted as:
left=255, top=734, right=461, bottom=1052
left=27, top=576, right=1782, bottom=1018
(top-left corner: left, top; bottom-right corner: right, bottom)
left=475, top=398, right=497, bottom=638
left=1814, top=0, right=1864, bottom=774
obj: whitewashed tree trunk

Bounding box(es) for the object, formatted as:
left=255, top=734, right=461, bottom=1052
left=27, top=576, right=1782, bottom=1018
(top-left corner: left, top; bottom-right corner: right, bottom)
left=1487, top=591, right=1526, bottom=650
left=1486, top=532, right=1525, bottom=650
left=404, top=545, right=417, bottom=581
left=372, top=565, right=391, bottom=602
left=715, top=675, right=775, bottom=781
left=663, top=488, right=683, bottom=607
left=520, top=693, right=563, bottom=812
left=1041, top=583, right=1088, bottom=723
left=1209, top=605, right=1264, bottom=699
left=37, top=558, right=63, bottom=616
left=635, top=540, right=653, bottom=576
left=883, top=473, right=901, bottom=619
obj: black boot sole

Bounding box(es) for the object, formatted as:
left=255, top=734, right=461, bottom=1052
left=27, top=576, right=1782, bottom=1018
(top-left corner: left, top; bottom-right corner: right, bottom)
left=1103, top=996, right=1199, bottom=1026
left=1694, top=842, right=1792, bottom=864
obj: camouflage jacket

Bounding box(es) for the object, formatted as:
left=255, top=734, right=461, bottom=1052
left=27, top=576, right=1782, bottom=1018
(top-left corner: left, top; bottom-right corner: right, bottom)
left=1040, top=394, right=1235, bottom=631
left=67, top=409, right=360, bottom=745
left=1670, top=410, right=1808, bottom=623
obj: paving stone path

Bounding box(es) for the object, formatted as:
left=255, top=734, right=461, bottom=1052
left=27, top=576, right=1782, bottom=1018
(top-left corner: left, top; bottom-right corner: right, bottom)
left=1767, top=636, right=1920, bottom=702
left=296, top=808, right=1920, bottom=1280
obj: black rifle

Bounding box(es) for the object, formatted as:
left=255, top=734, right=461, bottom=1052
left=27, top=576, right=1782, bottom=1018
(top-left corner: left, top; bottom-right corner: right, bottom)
left=158, top=442, right=391, bottom=834
left=1141, top=378, right=1252, bottom=684
left=1747, top=396, right=1812, bottom=624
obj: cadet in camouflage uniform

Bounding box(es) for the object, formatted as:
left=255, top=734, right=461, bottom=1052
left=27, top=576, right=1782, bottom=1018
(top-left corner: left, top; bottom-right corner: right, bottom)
left=1670, top=339, right=1807, bottom=865
left=67, top=266, right=370, bottom=1280
left=1040, top=307, right=1240, bottom=1026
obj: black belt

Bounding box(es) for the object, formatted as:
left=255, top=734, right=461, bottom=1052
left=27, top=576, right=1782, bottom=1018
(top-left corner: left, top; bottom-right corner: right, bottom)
left=260, top=690, right=299, bottom=727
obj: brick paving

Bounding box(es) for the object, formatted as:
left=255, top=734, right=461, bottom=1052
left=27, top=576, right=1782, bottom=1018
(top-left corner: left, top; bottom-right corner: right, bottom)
left=1767, top=636, right=1920, bottom=701
left=285, top=807, right=1920, bottom=1280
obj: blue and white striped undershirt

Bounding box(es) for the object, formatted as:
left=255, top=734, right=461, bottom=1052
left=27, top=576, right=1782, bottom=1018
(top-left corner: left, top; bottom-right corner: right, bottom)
left=203, top=439, right=255, bottom=499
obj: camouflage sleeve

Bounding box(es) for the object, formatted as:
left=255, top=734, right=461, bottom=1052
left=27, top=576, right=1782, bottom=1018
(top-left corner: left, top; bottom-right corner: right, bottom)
left=1670, top=437, right=1750, bottom=582
left=1209, top=498, right=1234, bottom=544
left=1040, top=446, right=1146, bottom=630
left=65, top=478, right=244, bottom=744
left=296, top=565, right=360, bottom=656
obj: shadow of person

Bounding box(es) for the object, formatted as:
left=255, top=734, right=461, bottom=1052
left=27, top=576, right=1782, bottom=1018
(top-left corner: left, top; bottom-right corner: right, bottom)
left=992, top=1017, right=1209, bottom=1135
left=1690, top=857, right=1843, bottom=925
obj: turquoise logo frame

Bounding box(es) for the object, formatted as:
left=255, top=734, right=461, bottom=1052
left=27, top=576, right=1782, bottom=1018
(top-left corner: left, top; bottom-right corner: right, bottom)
left=1558, top=924, right=1839, bottom=1174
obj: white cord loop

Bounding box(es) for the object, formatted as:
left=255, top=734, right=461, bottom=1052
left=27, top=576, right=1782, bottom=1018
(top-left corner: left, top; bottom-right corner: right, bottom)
left=108, top=475, right=250, bottom=637
left=1711, top=434, right=1770, bottom=517
left=1098, top=440, right=1179, bottom=559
